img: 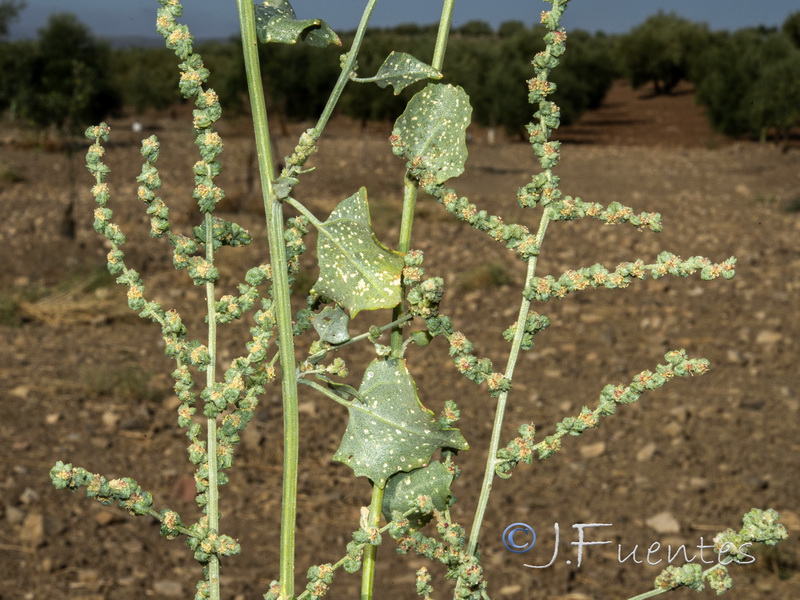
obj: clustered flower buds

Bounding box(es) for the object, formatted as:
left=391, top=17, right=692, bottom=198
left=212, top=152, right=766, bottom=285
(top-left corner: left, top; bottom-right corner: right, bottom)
left=524, top=253, right=736, bottom=302
left=653, top=509, right=786, bottom=595
left=503, top=311, right=551, bottom=351
left=421, top=314, right=510, bottom=397
left=390, top=509, right=485, bottom=600
left=496, top=350, right=713, bottom=471
left=50, top=462, right=156, bottom=516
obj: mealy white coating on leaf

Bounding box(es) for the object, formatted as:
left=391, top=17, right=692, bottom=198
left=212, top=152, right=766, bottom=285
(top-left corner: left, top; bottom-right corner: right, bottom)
left=333, top=358, right=468, bottom=486
left=391, top=83, right=472, bottom=184
left=311, top=188, right=404, bottom=316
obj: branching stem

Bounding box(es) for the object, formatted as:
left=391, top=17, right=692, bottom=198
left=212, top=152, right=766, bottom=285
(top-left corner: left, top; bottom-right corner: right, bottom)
left=466, top=207, right=552, bottom=558
left=313, top=0, right=380, bottom=137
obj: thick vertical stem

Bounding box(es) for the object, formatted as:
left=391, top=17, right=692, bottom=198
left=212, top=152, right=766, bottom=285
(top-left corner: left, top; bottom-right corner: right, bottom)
left=204, top=212, right=221, bottom=599
left=389, top=173, right=418, bottom=353
left=359, top=484, right=385, bottom=600
left=236, top=3, right=299, bottom=598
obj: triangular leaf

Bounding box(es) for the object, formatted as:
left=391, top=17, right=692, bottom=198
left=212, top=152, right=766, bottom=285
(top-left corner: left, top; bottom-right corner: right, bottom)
left=311, top=188, right=404, bottom=317
left=368, top=52, right=442, bottom=94
left=333, top=358, right=468, bottom=487
left=382, top=461, right=454, bottom=528
left=311, top=306, right=351, bottom=344
left=391, top=83, right=472, bottom=184
left=255, top=0, right=341, bottom=48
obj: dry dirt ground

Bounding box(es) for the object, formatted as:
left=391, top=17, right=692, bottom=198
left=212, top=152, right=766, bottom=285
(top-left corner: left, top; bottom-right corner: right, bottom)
left=0, top=81, right=798, bottom=600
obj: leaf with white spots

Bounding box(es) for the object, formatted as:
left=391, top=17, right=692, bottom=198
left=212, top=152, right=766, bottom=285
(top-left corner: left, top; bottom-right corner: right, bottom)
left=333, top=358, right=468, bottom=487
left=382, top=461, right=454, bottom=528
left=255, top=0, right=341, bottom=48
left=311, top=306, right=350, bottom=344
left=311, top=188, right=404, bottom=317
left=391, top=83, right=472, bottom=184
left=364, top=52, right=442, bottom=94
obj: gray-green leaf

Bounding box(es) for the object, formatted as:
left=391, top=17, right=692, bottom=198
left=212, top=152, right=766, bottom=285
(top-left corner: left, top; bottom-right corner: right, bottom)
left=391, top=83, right=472, bottom=184
left=382, top=461, right=454, bottom=528
left=366, top=52, right=442, bottom=94
left=311, top=188, right=404, bottom=317
left=311, top=306, right=350, bottom=344
left=333, top=358, right=468, bottom=487
left=255, top=0, right=341, bottom=48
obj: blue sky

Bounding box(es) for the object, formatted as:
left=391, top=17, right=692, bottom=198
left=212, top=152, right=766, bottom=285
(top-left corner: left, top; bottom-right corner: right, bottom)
left=8, top=1, right=799, bottom=41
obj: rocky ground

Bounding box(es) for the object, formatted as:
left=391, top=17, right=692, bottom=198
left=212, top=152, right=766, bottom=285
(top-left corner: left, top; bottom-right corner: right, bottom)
left=0, top=81, right=798, bottom=600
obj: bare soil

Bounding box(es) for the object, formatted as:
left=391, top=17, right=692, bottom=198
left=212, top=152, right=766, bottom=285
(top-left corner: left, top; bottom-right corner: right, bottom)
left=1, top=81, right=798, bottom=600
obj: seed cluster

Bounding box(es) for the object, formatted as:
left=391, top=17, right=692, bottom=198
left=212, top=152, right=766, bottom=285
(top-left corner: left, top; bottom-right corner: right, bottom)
left=495, top=350, right=713, bottom=476
left=653, top=509, right=786, bottom=595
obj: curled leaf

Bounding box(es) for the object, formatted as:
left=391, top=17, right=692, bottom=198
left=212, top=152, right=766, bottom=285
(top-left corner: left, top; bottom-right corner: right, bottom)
left=255, top=0, right=340, bottom=48
left=311, top=306, right=351, bottom=344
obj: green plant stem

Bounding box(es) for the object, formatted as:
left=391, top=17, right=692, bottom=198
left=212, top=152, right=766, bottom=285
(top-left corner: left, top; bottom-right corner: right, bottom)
left=432, top=0, right=457, bottom=71
left=203, top=212, right=221, bottom=600
left=313, top=0, right=380, bottom=137
left=360, top=484, right=385, bottom=600
left=389, top=173, right=418, bottom=354
left=237, top=3, right=299, bottom=598
left=626, top=589, right=670, bottom=600
left=373, top=5, right=457, bottom=593
left=359, top=109, right=419, bottom=600
left=466, top=208, right=552, bottom=559
left=305, top=313, right=413, bottom=363
left=297, top=379, right=353, bottom=407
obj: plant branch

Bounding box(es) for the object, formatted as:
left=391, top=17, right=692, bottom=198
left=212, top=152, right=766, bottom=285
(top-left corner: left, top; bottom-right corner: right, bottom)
left=306, top=314, right=414, bottom=364
left=204, top=212, right=221, bottom=600
left=360, top=485, right=385, bottom=600
left=237, top=2, right=298, bottom=598
left=432, top=0, right=457, bottom=71
left=313, top=0, right=380, bottom=138
left=466, top=207, right=552, bottom=558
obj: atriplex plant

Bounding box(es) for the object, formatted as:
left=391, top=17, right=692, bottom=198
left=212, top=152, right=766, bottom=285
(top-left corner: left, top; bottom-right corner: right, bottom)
left=50, top=1, right=787, bottom=599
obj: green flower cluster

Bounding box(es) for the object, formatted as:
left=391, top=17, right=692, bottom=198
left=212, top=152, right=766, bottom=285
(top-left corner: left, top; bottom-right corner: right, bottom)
left=496, top=350, right=711, bottom=472
left=524, top=253, right=736, bottom=301
left=714, top=508, right=788, bottom=560
left=50, top=462, right=156, bottom=516
left=284, top=215, right=310, bottom=279
left=415, top=566, right=434, bottom=600
left=402, top=249, right=447, bottom=319
left=517, top=0, right=570, bottom=210
left=549, top=197, right=663, bottom=230
left=422, top=315, right=510, bottom=397
left=302, top=563, right=336, bottom=600
left=186, top=515, right=241, bottom=563
left=502, top=311, right=551, bottom=351
left=654, top=563, right=706, bottom=593
left=391, top=509, right=485, bottom=600
left=653, top=509, right=786, bottom=596
left=416, top=182, right=541, bottom=260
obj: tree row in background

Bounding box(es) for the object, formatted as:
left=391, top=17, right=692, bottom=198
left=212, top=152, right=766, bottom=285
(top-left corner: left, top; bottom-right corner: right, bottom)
left=618, top=11, right=800, bottom=141
left=2, top=3, right=799, bottom=142
left=0, top=5, right=618, bottom=138
left=111, top=19, right=618, bottom=138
